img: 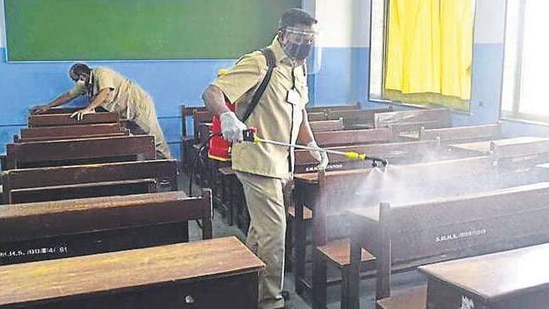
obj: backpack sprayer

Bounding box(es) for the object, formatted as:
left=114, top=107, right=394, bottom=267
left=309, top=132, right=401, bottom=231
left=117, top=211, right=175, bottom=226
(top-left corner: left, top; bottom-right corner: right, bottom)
left=242, top=128, right=388, bottom=168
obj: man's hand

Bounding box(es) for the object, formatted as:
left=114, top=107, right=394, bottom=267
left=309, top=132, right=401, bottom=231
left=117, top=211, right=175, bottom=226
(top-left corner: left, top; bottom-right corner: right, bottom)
left=30, top=105, right=51, bottom=115
left=219, top=111, right=247, bottom=143
left=70, top=108, right=94, bottom=121
left=307, top=141, right=329, bottom=170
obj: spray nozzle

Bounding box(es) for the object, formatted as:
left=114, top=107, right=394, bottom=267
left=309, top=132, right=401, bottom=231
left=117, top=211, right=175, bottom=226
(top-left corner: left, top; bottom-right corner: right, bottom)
left=343, top=151, right=388, bottom=167
left=369, top=157, right=389, bottom=168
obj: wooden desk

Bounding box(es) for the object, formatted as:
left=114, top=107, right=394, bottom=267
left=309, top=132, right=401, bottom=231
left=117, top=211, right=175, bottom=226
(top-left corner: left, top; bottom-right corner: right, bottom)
left=347, top=182, right=549, bottom=308
left=0, top=237, right=264, bottom=309
left=27, top=112, right=119, bottom=127
left=0, top=190, right=212, bottom=264
left=448, top=136, right=548, bottom=155
left=419, top=243, right=549, bottom=309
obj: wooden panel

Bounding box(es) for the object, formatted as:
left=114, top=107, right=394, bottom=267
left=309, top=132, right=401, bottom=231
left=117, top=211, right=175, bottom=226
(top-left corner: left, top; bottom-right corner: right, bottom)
left=310, top=119, right=344, bottom=132
left=20, top=123, right=124, bottom=138
left=5, top=135, right=155, bottom=169
left=0, top=190, right=213, bottom=264
left=327, top=107, right=394, bottom=129
left=2, top=159, right=177, bottom=191
left=28, top=112, right=119, bottom=127
left=8, top=179, right=158, bottom=204
left=420, top=243, right=549, bottom=308
left=0, top=237, right=263, bottom=308
left=419, top=123, right=501, bottom=142
left=314, top=128, right=396, bottom=147
left=374, top=108, right=451, bottom=130
left=347, top=182, right=549, bottom=306
left=294, top=140, right=442, bottom=173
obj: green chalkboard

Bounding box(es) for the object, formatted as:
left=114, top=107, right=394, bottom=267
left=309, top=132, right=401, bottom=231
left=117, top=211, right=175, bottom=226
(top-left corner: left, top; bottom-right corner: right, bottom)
left=4, top=0, right=300, bottom=61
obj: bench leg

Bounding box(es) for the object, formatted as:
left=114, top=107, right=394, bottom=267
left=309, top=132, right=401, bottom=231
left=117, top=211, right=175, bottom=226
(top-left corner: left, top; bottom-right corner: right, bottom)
left=294, top=206, right=307, bottom=295
left=285, top=216, right=293, bottom=272
left=312, top=250, right=327, bottom=309
left=341, top=265, right=352, bottom=309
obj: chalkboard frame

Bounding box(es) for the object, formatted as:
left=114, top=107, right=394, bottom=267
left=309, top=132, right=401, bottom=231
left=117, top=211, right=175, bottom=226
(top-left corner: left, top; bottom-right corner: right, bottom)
left=4, top=0, right=301, bottom=62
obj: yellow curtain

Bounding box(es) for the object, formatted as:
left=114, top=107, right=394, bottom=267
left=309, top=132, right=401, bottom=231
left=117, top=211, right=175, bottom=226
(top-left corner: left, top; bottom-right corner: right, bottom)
left=384, top=0, right=474, bottom=110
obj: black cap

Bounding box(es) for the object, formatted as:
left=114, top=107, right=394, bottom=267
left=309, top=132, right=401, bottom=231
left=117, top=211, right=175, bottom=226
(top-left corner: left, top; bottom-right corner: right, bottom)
left=278, top=8, right=317, bottom=30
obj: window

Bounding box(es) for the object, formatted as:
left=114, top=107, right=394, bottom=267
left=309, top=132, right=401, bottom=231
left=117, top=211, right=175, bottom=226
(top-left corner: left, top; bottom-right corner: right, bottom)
left=369, top=0, right=475, bottom=112
left=501, top=0, right=549, bottom=123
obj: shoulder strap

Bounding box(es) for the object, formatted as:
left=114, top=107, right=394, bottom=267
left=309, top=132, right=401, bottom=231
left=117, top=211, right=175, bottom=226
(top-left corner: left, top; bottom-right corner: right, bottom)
left=240, top=47, right=276, bottom=123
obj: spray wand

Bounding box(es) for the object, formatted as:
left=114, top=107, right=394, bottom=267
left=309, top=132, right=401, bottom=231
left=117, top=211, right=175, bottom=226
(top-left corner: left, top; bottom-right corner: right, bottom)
left=242, top=128, right=388, bottom=167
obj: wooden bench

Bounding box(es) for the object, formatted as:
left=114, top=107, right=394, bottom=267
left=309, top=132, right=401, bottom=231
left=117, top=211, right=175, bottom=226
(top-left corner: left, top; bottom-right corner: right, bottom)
left=2, top=159, right=178, bottom=204
left=490, top=137, right=549, bottom=167
left=305, top=153, right=549, bottom=308
left=418, top=243, right=549, bottom=309
left=417, top=123, right=502, bottom=143
left=447, top=136, right=549, bottom=169
left=309, top=118, right=344, bottom=132
left=326, top=107, right=394, bottom=129
left=0, top=236, right=263, bottom=308
left=30, top=107, right=83, bottom=114
left=314, top=128, right=397, bottom=147
left=347, top=182, right=549, bottom=308
left=181, top=108, right=214, bottom=173
left=27, top=112, right=120, bottom=127
left=374, top=108, right=452, bottom=134
left=294, top=140, right=443, bottom=173
left=16, top=123, right=129, bottom=142
left=180, top=104, right=209, bottom=171
left=29, top=106, right=109, bottom=115
left=9, top=179, right=159, bottom=204
left=307, top=111, right=328, bottom=121
left=0, top=189, right=213, bottom=265
left=307, top=156, right=504, bottom=308
left=4, top=135, right=156, bottom=169
left=306, top=102, right=361, bottom=113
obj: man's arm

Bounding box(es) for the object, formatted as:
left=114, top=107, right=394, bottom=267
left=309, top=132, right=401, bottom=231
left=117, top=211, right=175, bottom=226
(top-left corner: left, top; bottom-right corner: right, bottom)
left=297, top=109, right=315, bottom=145
left=202, top=84, right=247, bottom=143
left=31, top=91, right=79, bottom=114
left=202, top=84, right=231, bottom=116
left=298, top=109, right=329, bottom=169
left=70, top=88, right=112, bottom=121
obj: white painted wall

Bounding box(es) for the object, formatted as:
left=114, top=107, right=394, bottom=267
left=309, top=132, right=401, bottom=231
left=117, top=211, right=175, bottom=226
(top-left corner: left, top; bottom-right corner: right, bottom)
left=475, top=0, right=506, bottom=44
left=314, top=0, right=370, bottom=48
left=0, top=0, right=5, bottom=48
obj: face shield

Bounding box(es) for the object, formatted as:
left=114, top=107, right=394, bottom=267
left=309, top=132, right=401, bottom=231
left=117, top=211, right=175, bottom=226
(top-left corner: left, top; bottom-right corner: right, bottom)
left=281, top=27, right=322, bottom=74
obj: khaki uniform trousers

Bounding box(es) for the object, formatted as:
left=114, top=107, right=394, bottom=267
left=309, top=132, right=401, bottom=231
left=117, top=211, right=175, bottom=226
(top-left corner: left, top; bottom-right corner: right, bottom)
left=127, top=100, right=172, bottom=159
left=236, top=171, right=292, bottom=309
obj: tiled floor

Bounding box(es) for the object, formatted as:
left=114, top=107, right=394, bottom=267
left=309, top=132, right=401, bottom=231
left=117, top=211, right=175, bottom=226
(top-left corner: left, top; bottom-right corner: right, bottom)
left=182, top=173, right=426, bottom=309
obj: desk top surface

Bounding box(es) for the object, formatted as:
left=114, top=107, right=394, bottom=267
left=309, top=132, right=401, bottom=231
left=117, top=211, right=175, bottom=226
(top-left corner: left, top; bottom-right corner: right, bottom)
left=0, top=236, right=264, bottom=306
left=419, top=243, right=549, bottom=302
left=448, top=136, right=548, bottom=154
left=0, top=191, right=190, bottom=218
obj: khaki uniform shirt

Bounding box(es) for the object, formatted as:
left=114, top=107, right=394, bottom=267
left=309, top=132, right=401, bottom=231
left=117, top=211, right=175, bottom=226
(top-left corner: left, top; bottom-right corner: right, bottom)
left=68, top=67, right=152, bottom=120
left=213, top=39, right=309, bottom=179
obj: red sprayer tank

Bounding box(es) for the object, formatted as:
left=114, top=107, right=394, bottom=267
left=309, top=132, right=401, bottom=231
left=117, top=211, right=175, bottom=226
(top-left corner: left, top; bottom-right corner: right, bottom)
left=208, top=69, right=233, bottom=161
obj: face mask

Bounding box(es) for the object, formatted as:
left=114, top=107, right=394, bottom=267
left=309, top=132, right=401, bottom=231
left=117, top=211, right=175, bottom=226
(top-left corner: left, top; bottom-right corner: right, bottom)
left=75, top=80, right=86, bottom=87
left=283, top=42, right=312, bottom=61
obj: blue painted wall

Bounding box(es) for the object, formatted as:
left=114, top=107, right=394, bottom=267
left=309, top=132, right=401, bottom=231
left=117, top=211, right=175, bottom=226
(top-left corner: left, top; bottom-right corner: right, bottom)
left=1, top=0, right=546, bottom=160
left=0, top=45, right=366, bottom=157
left=0, top=48, right=237, bottom=157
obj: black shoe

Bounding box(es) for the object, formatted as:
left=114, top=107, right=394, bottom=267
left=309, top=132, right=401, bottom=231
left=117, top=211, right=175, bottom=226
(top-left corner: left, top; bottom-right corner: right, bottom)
left=281, top=290, right=291, bottom=301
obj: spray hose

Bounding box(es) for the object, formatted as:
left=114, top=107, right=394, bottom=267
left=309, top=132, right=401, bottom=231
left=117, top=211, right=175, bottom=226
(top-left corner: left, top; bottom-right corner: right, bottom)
left=242, top=128, right=388, bottom=167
